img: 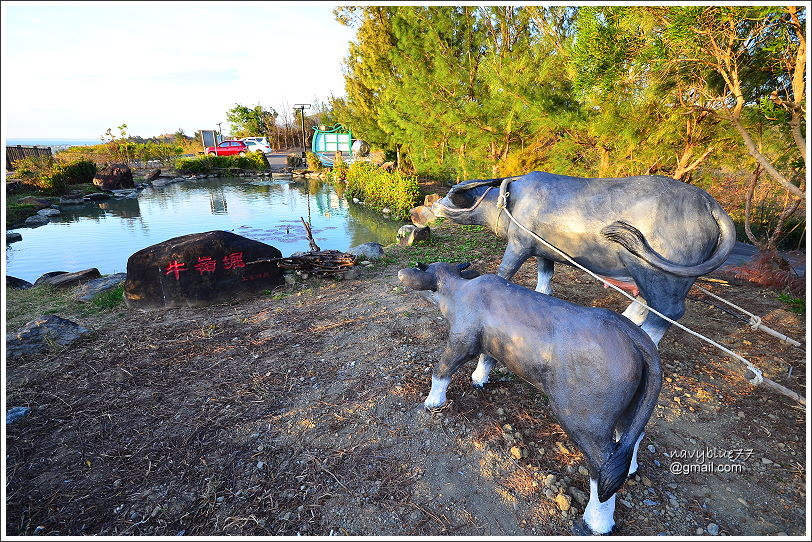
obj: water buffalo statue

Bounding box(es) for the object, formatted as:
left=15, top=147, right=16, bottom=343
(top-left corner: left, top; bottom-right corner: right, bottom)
left=433, top=172, right=737, bottom=345
left=398, top=262, right=662, bottom=535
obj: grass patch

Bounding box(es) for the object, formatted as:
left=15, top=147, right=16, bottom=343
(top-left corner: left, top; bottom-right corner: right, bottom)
left=777, top=293, right=805, bottom=314
left=389, top=221, right=506, bottom=269
left=6, top=281, right=126, bottom=330
left=91, top=285, right=124, bottom=311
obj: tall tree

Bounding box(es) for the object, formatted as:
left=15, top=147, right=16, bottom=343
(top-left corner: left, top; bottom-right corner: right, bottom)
left=226, top=104, right=278, bottom=139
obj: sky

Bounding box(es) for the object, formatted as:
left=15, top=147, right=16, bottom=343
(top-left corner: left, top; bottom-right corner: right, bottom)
left=1, top=1, right=359, bottom=139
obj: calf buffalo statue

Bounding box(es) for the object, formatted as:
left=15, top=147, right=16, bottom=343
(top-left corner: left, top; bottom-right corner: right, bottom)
left=433, top=172, right=737, bottom=345
left=398, top=262, right=662, bottom=535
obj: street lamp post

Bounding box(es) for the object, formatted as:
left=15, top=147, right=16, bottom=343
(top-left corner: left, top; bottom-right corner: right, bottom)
left=216, top=122, right=223, bottom=142
left=293, top=103, right=311, bottom=158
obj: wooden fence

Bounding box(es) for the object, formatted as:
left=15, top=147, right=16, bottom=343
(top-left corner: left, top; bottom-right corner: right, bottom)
left=6, top=145, right=53, bottom=171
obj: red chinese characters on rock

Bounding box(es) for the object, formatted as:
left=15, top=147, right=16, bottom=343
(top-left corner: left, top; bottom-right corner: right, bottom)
left=164, top=260, right=188, bottom=280
left=163, top=253, right=249, bottom=281
left=222, top=252, right=246, bottom=270
left=194, top=257, right=217, bottom=276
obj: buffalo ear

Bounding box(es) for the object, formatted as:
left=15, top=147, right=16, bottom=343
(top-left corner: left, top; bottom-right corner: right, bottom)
left=458, top=261, right=479, bottom=279
left=398, top=267, right=438, bottom=291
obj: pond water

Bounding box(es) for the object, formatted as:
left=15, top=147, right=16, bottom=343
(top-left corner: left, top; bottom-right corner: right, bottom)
left=6, top=176, right=408, bottom=283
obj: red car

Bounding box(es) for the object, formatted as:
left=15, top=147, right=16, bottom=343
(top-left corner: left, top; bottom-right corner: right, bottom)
left=206, top=140, right=249, bottom=157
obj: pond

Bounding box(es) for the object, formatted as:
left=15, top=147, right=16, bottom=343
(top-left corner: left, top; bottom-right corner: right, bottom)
left=6, top=176, right=408, bottom=283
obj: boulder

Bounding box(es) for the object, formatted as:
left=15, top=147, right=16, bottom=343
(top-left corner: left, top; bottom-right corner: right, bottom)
left=145, top=168, right=161, bottom=182
left=37, top=208, right=61, bottom=217
left=18, top=196, right=52, bottom=209
left=34, top=271, right=67, bottom=285
left=424, top=194, right=442, bottom=207
left=124, top=230, right=285, bottom=309
left=7, top=276, right=33, bottom=290
left=24, top=214, right=49, bottom=227
left=75, top=273, right=127, bottom=302
left=351, top=139, right=371, bottom=157
left=397, top=225, right=431, bottom=246
left=6, top=315, right=91, bottom=360
left=93, top=163, right=134, bottom=190
left=347, top=242, right=385, bottom=260
left=60, top=191, right=87, bottom=206
left=7, top=231, right=22, bottom=243
left=410, top=205, right=437, bottom=227
left=84, top=192, right=110, bottom=201
left=38, top=268, right=101, bottom=288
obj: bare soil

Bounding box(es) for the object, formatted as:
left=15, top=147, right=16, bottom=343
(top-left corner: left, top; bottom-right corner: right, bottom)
left=5, top=222, right=806, bottom=537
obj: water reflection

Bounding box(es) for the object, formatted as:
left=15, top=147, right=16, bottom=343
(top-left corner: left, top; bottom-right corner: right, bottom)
left=6, top=176, right=406, bottom=282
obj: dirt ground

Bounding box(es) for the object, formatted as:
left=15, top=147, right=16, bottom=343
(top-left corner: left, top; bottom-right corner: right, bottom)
left=4, top=222, right=807, bottom=537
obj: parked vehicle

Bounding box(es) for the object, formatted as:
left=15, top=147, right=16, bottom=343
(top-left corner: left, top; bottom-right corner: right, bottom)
left=243, top=140, right=272, bottom=155
left=240, top=137, right=271, bottom=147
left=206, top=140, right=248, bottom=157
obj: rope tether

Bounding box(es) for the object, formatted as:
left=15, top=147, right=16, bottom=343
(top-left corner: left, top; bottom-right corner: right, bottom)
left=494, top=178, right=804, bottom=405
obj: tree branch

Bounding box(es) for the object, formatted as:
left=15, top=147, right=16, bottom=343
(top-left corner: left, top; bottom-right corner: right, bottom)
left=730, top=117, right=805, bottom=199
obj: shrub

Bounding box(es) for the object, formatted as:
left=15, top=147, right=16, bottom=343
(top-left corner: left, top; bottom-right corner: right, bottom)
left=327, top=152, right=349, bottom=184
left=54, top=159, right=97, bottom=185
left=14, top=156, right=54, bottom=182
left=175, top=153, right=268, bottom=174
left=344, top=161, right=421, bottom=219
left=13, top=155, right=68, bottom=194
left=306, top=151, right=323, bottom=171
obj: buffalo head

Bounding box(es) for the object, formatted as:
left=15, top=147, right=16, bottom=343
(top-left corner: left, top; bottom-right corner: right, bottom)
left=398, top=262, right=479, bottom=292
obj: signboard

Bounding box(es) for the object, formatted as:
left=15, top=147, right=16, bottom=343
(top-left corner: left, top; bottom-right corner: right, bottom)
left=200, top=130, right=221, bottom=148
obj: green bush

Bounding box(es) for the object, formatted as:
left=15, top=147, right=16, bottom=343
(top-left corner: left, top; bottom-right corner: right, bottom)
left=175, top=153, right=268, bottom=174
left=306, top=151, right=323, bottom=171
left=13, top=155, right=69, bottom=193
left=53, top=159, right=97, bottom=185
left=14, top=156, right=54, bottom=182
left=327, top=153, right=349, bottom=184
left=345, top=161, right=421, bottom=219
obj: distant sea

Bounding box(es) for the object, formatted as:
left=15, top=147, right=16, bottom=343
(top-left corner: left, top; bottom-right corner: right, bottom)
left=7, top=138, right=104, bottom=148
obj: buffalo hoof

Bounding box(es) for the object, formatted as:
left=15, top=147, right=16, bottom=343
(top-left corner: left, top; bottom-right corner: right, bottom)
left=571, top=518, right=616, bottom=536
left=471, top=381, right=486, bottom=389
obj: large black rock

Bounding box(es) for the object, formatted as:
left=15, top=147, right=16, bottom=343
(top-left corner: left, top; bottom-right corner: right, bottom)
left=124, top=231, right=285, bottom=309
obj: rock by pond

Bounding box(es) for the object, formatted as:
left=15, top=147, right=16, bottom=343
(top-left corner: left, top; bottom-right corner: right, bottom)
left=75, top=273, right=127, bottom=302
left=37, top=268, right=101, bottom=289
left=397, top=225, right=430, bottom=246
left=24, top=215, right=49, bottom=227
left=347, top=242, right=385, bottom=260
left=6, top=314, right=91, bottom=360
left=124, top=230, right=285, bottom=310
left=7, top=231, right=23, bottom=243
left=93, top=163, right=134, bottom=190
left=7, top=276, right=33, bottom=290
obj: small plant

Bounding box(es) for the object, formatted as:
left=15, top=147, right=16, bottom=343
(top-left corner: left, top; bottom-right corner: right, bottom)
left=328, top=153, right=349, bottom=184
left=91, top=285, right=124, bottom=311
left=306, top=151, right=323, bottom=172
left=777, top=293, right=805, bottom=314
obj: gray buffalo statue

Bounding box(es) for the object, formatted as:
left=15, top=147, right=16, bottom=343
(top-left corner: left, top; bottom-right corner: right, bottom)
left=433, top=171, right=737, bottom=345
left=398, top=262, right=662, bottom=535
